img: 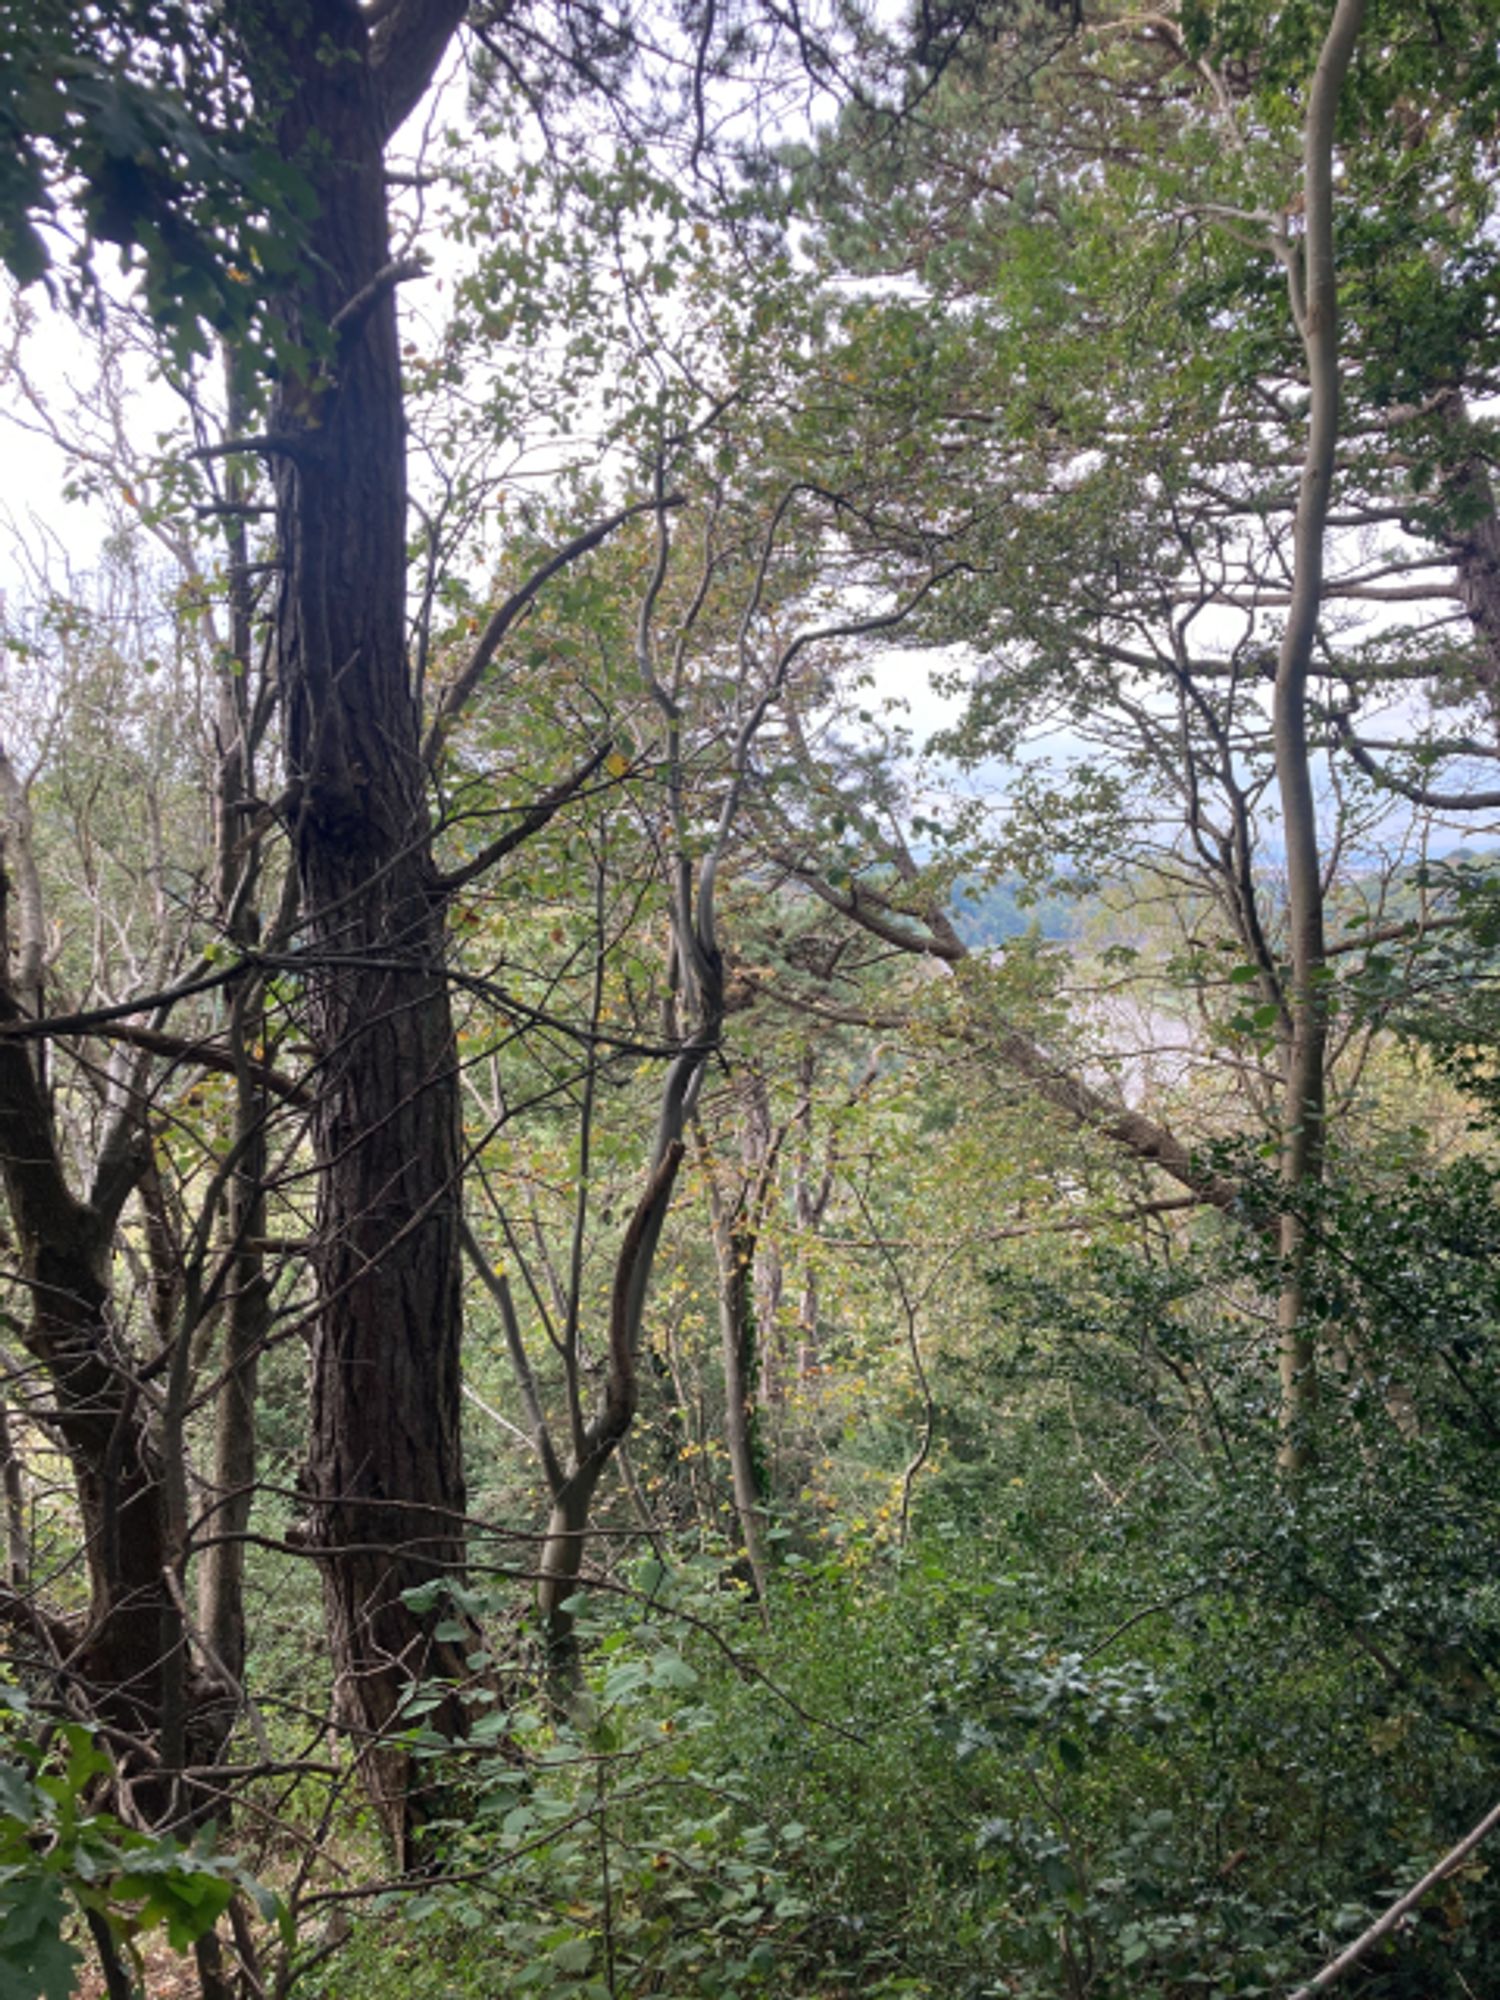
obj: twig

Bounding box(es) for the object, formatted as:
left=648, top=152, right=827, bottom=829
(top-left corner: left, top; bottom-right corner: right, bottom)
left=433, top=742, right=614, bottom=895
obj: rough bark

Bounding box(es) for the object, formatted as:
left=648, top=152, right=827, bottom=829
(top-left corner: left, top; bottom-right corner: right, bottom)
left=248, top=0, right=471, bottom=1857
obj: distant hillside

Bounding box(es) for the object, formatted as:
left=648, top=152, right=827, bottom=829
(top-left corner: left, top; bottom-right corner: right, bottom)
left=948, top=851, right=1500, bottom=955
left=949, top=876, right=1081, bottom=947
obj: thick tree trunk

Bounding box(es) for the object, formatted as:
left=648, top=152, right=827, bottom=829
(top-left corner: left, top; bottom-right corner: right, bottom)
left=255, top=0, right=470, bottom=1857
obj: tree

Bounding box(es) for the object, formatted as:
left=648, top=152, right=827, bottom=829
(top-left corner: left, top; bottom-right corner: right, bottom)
left=769, top=0, right=1500, bottom=1463
left=0, top=0, right=487, bottom=1863
left=448, top=444, right=959, bottom=1661
left=2, top=0, right=696, bottom=1857
left=239, top=0, right=477, bottom=1853
left=8, top=3, right=1500, bottom=1992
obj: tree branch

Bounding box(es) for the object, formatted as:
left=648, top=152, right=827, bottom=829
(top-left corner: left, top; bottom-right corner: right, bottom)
left=434, top=743, right=615, bottom=895
left=422, top=497, right=682, bottom=769
left=460, top=1220, right=564, bottom=1497
left=371, top=0, right=468, bottom=137
left=1287, top=1797, right=1500, bottom=1999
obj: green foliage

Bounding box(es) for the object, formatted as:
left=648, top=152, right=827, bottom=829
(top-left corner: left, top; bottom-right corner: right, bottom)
left=0, top=1, right=319, bottom=365
left=1391, top=856, right=1500, bottom=1115
left=0, top=1687, right=274, bottom=1997
left=307, top=1565, right=814, bottom=2000
left=9, top=8, right=1500, bottom=2000
left=317, top=1179, right=1500, bottom=2000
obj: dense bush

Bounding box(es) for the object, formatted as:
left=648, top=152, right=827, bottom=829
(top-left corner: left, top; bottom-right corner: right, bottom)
left=304, top=1178, right=1500, bottom=2000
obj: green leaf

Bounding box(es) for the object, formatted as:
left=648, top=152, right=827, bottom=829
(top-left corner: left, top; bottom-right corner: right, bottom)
left=650, top=1652, right=698, bottom=1690
left=0, top=1879, right=80, bottom=2000
left=601, top=1662, right=648, bottom=1702
left=0, top=1761, right=35, bottom=1819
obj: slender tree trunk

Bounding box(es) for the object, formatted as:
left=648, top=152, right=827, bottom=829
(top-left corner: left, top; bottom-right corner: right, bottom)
left=754, top=1236, right=784, bottom=1403
left=0, top=1396, right=26, bottom=1591
left=1270, top=0, right=1367, bottom=1474
left=198, top=409, right=270, bottom=1692
left=792, top=1053, right=833, bottom=1379
left=712, top=1217, right=771, bottom=1606
left=535, top=1138, right=688, bottom=1663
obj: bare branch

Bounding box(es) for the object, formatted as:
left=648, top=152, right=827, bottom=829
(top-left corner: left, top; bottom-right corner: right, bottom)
left=1287, top=1798, right=1500, bottom=1999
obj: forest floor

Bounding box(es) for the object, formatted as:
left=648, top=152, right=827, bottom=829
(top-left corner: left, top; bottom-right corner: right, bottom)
left=74, top=1936, right=197, bottom=1998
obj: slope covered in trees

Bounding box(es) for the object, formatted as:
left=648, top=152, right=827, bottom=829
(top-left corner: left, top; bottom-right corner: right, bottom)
left=1, top=2, right=1500, bottom=1996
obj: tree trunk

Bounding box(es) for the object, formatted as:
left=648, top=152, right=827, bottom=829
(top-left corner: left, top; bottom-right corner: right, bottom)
left=1270, top=0, right=1367, bottom=1474
left=0, top=1396, right=27, bottom=1590
left=792, top=1053, right=833, bottom=1378
left=253, top=0, right=470, bottom=1858
left=535, top=1139, right=688, bottom=1666
left=713, top=1218, right=771, bottom=1606
left=0, top=952, right=179, bottom=1784
left=196, top=473, right=271, bottom=1691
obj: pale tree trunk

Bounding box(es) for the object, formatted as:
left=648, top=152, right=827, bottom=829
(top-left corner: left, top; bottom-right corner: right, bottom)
left=1269, top=0, right=1367, bottom=1475
left=696, top=1067, right=787, bottom=1599
left=742, top=1073, right=787, bottom=1408
left=0, top=1396, right=28, bottom=1590
left=755, top=1235, right=784, bottom=1405
left=792, top=1048, right=834, bottom=1379
left=694, top=1107, right=778, bottom=1610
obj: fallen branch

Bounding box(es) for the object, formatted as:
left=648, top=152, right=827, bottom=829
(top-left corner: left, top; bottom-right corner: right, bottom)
left=1287, top=1797, right=1500, bottom=1998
